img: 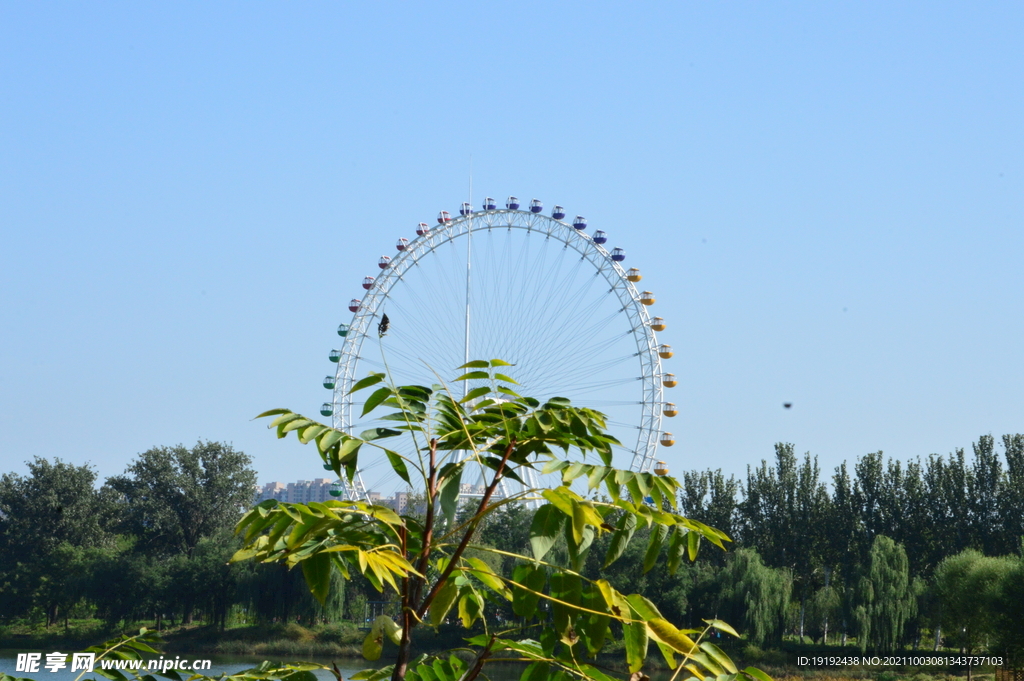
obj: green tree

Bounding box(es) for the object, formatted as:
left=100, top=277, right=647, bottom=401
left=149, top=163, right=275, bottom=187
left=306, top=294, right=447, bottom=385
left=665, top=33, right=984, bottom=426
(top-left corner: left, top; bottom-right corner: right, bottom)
left=680, top=469, right=740, bottom=555
left=997, top=434, right=1024, bottom=556
left=934, top=549, right=1013, bottom=656
left=234, top=360, right=768, bottom=681
left=106, top=441, right=256, bottom=559
left=718, top=548, right=791, bottom=647
left=864, top=535, right=915, bottom=653
left=991, top=554, right=1024, bottom=665
left=739, top=445, right=828, bottom=641
left=967, top=435, right=1003, bottom=556
left=0, top=458, right=114, bottom=624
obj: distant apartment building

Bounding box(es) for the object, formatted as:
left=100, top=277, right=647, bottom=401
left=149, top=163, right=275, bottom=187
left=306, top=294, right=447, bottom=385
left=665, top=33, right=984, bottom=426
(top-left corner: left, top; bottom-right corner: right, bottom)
left=255, top=480, right=488, bottom=510
left=255, top=478, right=333, bottom=503
left=255, top=480, right=409, bottom=509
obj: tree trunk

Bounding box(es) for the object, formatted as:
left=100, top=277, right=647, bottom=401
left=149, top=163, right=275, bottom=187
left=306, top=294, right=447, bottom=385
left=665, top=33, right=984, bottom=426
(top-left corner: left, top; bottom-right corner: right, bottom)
left=392, top=609, right=414, bottom=681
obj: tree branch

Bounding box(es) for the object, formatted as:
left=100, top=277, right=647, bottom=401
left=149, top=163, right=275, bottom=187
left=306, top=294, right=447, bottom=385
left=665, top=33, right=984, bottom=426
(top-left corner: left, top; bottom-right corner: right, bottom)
left=416, top=438, right=515, bottom=619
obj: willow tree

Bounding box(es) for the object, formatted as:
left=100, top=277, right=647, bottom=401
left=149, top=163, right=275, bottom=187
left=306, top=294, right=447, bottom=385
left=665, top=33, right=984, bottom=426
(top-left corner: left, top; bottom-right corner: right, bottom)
left=865, top=535, right=914, bottom=652
left=719, top=548, right=792, bottom=647
left=234, top=360, right=771, bottom=681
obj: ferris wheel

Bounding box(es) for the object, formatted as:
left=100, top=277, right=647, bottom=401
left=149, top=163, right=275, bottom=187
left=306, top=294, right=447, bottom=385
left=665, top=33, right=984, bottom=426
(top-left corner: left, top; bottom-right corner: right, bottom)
left=322, top=197, right=677, bottom=501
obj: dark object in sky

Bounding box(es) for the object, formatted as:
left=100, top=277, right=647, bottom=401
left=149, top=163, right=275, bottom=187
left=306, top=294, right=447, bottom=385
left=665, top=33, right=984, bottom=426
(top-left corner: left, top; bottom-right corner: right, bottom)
left=378, top=313, right=390, bottom=338
left=783, top=402, right=792, bottom=409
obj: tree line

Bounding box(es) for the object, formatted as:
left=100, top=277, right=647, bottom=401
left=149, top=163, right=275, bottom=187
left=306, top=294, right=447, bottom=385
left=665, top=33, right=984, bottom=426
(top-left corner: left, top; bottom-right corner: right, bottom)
left=1, top=436, right=1022, bottom=662
left=0, top=442, right=332, bottom=632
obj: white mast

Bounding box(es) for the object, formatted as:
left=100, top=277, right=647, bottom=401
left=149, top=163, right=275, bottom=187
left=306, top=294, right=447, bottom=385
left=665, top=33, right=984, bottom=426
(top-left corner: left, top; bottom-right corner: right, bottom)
left=463, top=163, right=472, bottom=399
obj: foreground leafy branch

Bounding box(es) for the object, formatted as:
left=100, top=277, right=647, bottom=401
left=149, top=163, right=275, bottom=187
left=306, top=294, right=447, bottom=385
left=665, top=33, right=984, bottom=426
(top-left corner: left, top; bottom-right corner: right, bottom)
left=237, top=360, right=771, bottom=681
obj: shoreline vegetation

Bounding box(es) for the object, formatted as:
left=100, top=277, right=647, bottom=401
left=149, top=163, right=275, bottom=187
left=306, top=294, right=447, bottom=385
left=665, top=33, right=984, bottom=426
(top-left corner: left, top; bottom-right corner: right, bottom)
left=4, top=433, right=1023, bottom=678
left=0, top=620, right=1007, bottom=681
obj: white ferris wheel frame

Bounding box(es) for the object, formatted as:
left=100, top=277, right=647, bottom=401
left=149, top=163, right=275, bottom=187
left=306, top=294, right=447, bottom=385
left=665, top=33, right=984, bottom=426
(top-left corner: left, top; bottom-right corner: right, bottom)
left=330, top=208, right=666, bottom=501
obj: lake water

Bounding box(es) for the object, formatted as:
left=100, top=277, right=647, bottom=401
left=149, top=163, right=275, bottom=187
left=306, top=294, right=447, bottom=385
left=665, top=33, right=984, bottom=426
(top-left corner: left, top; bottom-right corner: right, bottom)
left=0, top=654, right=569, bottom=681
left=1, top=652, right=660, bottom=680
left=0, top=653, right=371, bottom=681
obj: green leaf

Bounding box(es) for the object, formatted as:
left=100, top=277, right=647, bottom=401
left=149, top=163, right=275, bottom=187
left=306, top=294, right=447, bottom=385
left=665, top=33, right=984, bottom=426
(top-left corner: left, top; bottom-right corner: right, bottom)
left=541, top=459, right=569, bottom=475
left=529, top=504, right=564, bottom=560
left=603, top=512, right=637, bottom=567
left=454, top=370, right=489, bottom=381
left=541, top=487, right=577, bottom=517
left=705, top=619, right=740, bottom=638
left=700, top=642, right=738, bottom=674
left=666, top=526, right=686, bottom=575
left=579, top=584, right=611, bottom=655
left=362, top=627, right=384, bottom=661
left=339, top=437, right=363, bottom=462
left=511, top=563, right=547, bottom=618
left=586, top=465, right=608, bottom=490
left=430, top=579, right=459, bottom=626
left=570, top=500, right=586, bottom=544
left=298, top=424, right=328, bottom=444
left=622, top=618, right=648, bottom=673
left=282, top=418, right=314, bottom=434
left=351, top=667, right=395, bottom=681
left=488, top=359, right=514, bottom=367
left=741, top=667, right=775, bottom=681
left=351, top=373, right=386, bottom=393
left=457, top=360, right=490, bottom=369
left=360, top=427, right=401, bottom=441
left=521, top=662, right=549, bottom=681
left=438, top=463, right=464, bottom=528
left=361, top=386, right=393, bottom=416
left=374, top=615, right=402, bottom=645
left=578, top=665, right=619, bottom=681
left=256, top=408, right=291, bottom=418
left=460, top=386, right=492, bottom=404
left=458, top=588, right=484, bottom=628
left=561, top=462, right=588, bottom=484
left=687, top=528, right=701, bottom=561
left=317, top=429, right=345, bottom=454
left=384, top=449, right=411, bottom=485
left=648, top=617, right=697, bottom=655
left=643, top=523, right=669, bottom=573
left=300, top=552, right=332, bottom=604
left=466, top=557, right=510, bottom=597
left=492, top=373, right=518, bottom=384
left=549, top=572, right=582, bottom=637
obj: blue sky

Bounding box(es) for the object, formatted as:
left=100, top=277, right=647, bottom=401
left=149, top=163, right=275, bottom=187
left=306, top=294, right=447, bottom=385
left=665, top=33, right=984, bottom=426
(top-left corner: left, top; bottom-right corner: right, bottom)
left=1, top=2, right=1021, bottom=490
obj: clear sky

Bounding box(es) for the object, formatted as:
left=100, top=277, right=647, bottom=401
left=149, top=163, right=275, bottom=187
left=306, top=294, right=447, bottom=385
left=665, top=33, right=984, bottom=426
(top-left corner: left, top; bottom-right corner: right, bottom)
left=1, top=2, right=1021, bottom=491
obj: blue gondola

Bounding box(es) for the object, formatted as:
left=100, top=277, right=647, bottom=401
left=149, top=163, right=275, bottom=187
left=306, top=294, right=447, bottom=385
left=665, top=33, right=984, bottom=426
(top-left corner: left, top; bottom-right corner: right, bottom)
left=552, top=205, right=566, bottom=219
left=529, top=199, right=543, bottom=213
left=483, top=197, right=497, bottom=210
left=460, top=202, right=473, bottom=216
left=506, top=196, right=520, bottom=210
left=573, top=216, right=587, bottom=230
left=611, top=248, right=625, bottom=262
left=593, top=230, right=607, bottom=244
